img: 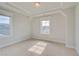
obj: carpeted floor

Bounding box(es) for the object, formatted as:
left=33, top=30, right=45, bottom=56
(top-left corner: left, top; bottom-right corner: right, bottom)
left=0, top=39, right=77, bottom=56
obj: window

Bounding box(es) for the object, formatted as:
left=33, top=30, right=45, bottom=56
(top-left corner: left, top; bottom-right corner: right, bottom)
left=0, top=15, right=10, bottom=35
left=40, top=20, right=50, bottom=34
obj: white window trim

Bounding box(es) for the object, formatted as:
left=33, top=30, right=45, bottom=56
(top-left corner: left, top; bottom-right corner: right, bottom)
left=40, top=20, right=50, bottom=34
left=0, top=9, right=13, bottom=38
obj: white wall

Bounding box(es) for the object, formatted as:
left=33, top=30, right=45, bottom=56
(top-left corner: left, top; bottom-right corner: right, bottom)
left=11, top=12, right=31, bottom=42
left=32, top=13, right=65, bottom=43
left=63, top=7, right=75, bottom=48
left=0, top=6, right=75, bottom=49
left=31, top=7, right=75, bottom=48
left=75, top=3, right=79, bottom=55
left=0, top=9, right=31, bottom=48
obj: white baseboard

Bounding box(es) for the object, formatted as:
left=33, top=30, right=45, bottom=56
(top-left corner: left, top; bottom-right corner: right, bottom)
left=65, top=44, right=75, bottom=48
left=32, top=37, right=65, bottom=45
left=75, top=48, right=79, bottom=56
left=0, top=35, right=31, bottom=48
left=32, top=36, right=65, bottom=44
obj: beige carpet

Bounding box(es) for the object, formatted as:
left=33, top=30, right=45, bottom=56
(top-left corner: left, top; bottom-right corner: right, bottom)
left=0, top=39, right=77, bottom=56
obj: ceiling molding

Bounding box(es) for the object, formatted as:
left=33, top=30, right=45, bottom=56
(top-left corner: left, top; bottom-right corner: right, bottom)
left=0, top=3, right=30, bottom=17
left=7, top=3, right=31, bottom=15
left=0, top=2, right=76, bottom=17
left=7, top=3, right=31, bottom=17
left=7, top=3, right=62, bottom=16
left=31, top=8, right=65, bottom=18
left=30, top=4, right=76, bottom=18
left=0, top=9, right=13, bottom=17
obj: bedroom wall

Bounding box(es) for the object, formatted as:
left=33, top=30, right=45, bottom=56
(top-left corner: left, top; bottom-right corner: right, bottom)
left=31, top=13, right=65, bottom=43
left=11, top=12, right=31, bottom=42
left=75, top=3, right=79, bottom=55
left=63, top=7, right=75, bottom=48
left=31, top=7, right=75, bottom=48
left=0, top=9, right=31, bottom=48
left=0, top=5, right=75, bottom=49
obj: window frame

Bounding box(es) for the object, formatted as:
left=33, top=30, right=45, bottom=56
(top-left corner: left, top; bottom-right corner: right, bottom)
left=0, top=15, right=11, bottom=36
left=40, top=20, right=50, bottom=34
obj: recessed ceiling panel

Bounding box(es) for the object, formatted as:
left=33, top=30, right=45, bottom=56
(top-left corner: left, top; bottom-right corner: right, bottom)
left=6, top=2, right=76, bottom=16
left=10, top=2, right=61, bottom=15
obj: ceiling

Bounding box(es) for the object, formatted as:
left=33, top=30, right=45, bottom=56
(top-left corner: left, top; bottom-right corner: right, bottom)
left=0, top=2, right=77, bottom=16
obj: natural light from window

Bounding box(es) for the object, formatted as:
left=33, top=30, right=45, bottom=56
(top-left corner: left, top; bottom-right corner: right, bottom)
left=40, top=20, right=50, bottom=34
left=0, top=15, right=10, bottom=36
left=28, top=41, right=47, bottom=55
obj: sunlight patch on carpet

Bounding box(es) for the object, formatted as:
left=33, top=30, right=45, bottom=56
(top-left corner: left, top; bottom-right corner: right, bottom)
left=28, top=41, right=47, bottom=54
